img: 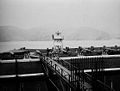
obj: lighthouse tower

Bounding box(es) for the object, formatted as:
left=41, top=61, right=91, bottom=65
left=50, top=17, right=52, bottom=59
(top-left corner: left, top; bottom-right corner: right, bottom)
left=52, top=31, right=64, bottom=52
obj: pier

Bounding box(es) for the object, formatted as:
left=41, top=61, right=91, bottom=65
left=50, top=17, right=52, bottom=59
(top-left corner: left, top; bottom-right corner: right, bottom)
left=0, top=32, right=120, bottom=91
left=0, top=47, right=120, bottom=91
left=37, top=50, right=120, bottom=91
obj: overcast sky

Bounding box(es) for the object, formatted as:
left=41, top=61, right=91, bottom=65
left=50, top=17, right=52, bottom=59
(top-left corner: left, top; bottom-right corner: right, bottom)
left=0, top=0, right=120, bottom=36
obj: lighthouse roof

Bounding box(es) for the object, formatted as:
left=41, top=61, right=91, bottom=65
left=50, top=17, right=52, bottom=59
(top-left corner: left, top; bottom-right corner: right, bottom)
left=52, top=31, right=64, bottom=40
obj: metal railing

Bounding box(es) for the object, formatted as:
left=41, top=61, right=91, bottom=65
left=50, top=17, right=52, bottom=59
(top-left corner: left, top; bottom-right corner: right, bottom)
left=37, top=51, right=87, bottom=90
left=37, top=50, right=116, bottom=91
left=42, top=56, right=80, bottom=90
left=70, top=57, right=116, bottom=91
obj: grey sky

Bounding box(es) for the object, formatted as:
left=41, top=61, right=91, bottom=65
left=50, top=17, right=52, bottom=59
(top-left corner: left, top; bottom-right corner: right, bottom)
left=0, top=0, right=120, bottom=36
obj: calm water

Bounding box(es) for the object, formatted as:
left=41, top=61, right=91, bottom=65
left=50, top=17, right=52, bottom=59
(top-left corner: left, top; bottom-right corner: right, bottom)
left=0, top=39, right=120, bottom=52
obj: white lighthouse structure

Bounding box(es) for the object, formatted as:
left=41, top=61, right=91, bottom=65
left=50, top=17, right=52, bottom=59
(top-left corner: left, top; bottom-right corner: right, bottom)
left=52, top=31, right=64, bottom=52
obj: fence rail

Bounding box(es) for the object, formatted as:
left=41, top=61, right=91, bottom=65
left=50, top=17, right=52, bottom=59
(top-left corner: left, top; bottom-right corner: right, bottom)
left=37, top=50, right=116, bottom=91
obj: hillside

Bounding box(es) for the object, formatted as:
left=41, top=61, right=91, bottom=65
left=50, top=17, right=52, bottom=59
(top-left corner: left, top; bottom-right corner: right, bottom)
left=0, top=26, right=113, bottom=42
left=63, top=27, right=111, bottom=40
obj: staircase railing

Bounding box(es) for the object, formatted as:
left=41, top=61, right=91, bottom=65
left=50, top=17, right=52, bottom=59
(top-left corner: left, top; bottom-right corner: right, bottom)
left=38, top=53, right=79, bottom=90
left=37, top=50, right=115, bottom=91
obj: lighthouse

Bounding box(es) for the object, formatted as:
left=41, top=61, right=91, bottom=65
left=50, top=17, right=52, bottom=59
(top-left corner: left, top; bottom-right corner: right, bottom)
left=52, top=31, right=64, bottom=52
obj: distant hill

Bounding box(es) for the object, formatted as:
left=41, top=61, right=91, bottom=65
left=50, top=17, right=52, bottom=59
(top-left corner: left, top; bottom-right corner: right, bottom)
left=114, top=33, right=120, bottom=39
left=63, top=27, right=111, bottom=40
left=0, top=26, right=113, bottom=42
left=0, top=26, right=26, bottom=41
left=0, top=26, right=55, bottom=41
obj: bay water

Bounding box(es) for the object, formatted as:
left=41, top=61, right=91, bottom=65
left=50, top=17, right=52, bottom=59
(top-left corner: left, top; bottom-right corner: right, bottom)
left=0, top=39, right=120, bottom=52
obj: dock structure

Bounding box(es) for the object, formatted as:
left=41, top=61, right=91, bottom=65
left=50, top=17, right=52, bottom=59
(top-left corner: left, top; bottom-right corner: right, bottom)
left=36, top=50, right=118, bottom=91
left=61, top=55, right=120, bottom=71
left=41, top=55, right=92, bottom=90
left=0, top=32, right=120, bottom=91
left=0, top=48, right=120, bottom=91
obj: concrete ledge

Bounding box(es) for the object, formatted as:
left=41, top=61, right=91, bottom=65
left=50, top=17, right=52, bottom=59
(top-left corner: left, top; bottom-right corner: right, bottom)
left=0, top=73, right=44, bottom=78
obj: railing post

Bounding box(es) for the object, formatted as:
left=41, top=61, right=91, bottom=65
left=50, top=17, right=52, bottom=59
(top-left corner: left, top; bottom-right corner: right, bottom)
left=69, top=74, right=71, bottom=83
left=76, top=81, right=80, bottom=91
left=15, top=57, right=19, bottom=91
left=54, top=64, right=57, bottom=71
left=61, top=68, right=63, bottom=76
